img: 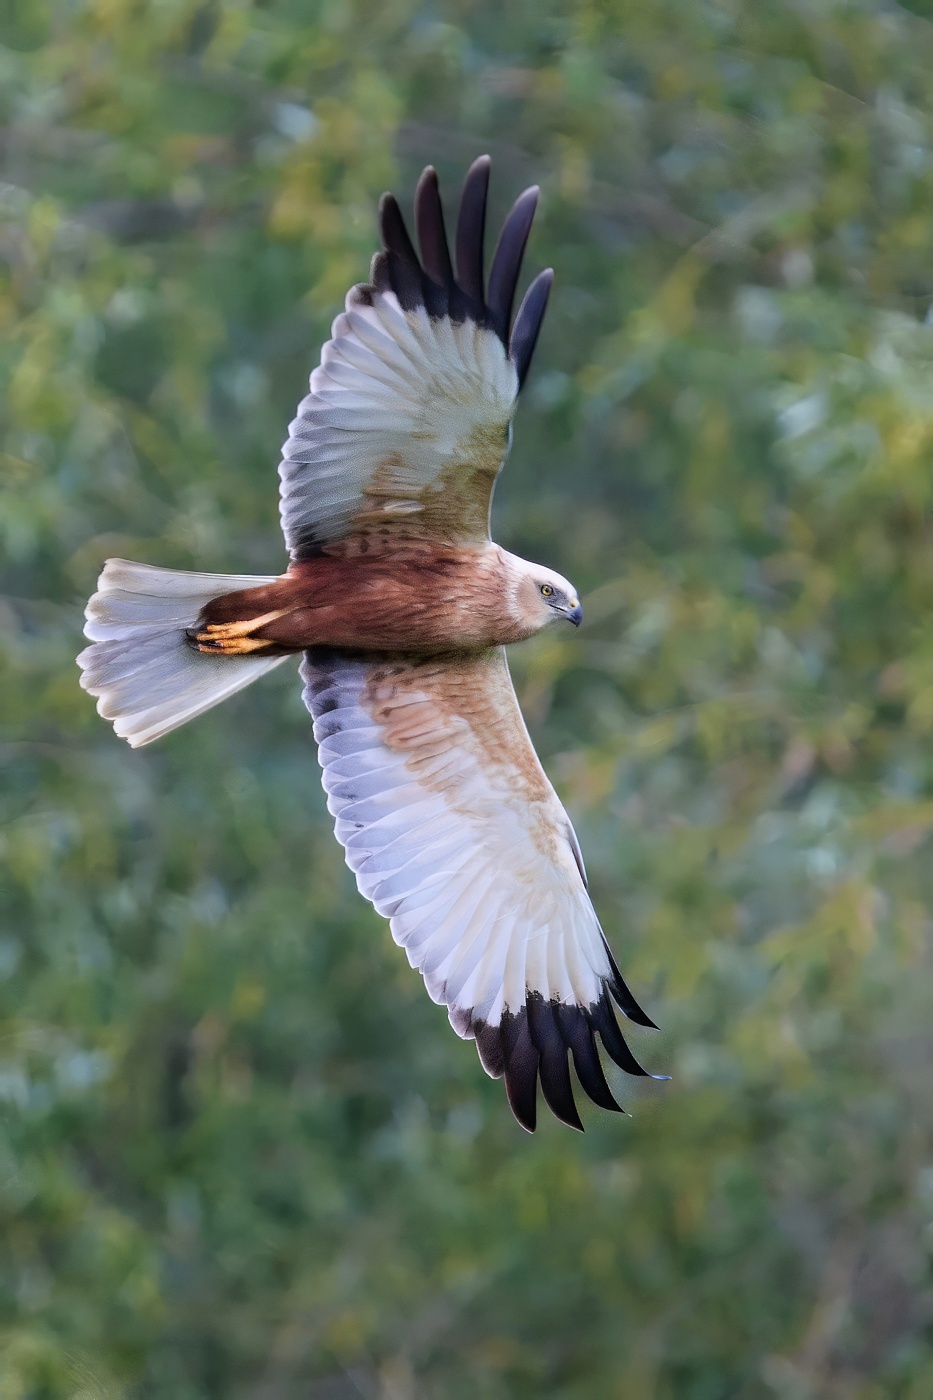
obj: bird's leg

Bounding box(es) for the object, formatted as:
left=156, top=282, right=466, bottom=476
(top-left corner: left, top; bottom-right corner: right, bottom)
left=197, top=609, right=287, bottom=640
left=193, top=608, right=287, bottom=655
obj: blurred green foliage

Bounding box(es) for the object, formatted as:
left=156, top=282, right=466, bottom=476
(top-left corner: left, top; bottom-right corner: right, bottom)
left=4, top=0, right=933, bottom=1395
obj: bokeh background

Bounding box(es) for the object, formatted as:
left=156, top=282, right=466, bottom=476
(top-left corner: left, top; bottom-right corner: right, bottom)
left=5, top=0, right=933, bottom=1395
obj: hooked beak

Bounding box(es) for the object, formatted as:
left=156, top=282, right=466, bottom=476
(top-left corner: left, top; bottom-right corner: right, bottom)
left=566, top=601, right=583, bottom=628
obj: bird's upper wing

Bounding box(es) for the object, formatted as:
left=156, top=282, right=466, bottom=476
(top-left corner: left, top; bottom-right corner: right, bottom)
left=301, top=646, right=659, bottom=1132
left=279, top=157, right=553, bottom=559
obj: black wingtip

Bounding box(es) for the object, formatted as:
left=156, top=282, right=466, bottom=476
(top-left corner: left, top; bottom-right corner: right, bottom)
left=474, top=1018, right=505, bottom=1079
left=527, top=996, right=584, bottom=1131
left=610, top=982, right=660, bottom=1031
left=414, top=165, right=453, bottom=300
left=510, top=267, right=554, bottom=389
left=365, top=159, right=549, bottom=381
left=601, top=936, right=660, bottom=1029
left=463, top=154, right=492, bottom=191
left=455, top=155, right=491, bottom=308
left=378, top=193, right=423, bottom=311
left=378, top=192, right=409, bottom=249
left=501, top=1011, right=539, bottom=1133
left=554, top=1001, right=624, bottom=1114
left=466, top=982, right=665, bottom=1130
left=487, top=185, right=540, bottom=343
left=590, top=996, right=665, bottom=1079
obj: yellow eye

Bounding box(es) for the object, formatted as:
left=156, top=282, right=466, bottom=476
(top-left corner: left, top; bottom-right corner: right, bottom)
left=540, top=584, right=554, bottom=597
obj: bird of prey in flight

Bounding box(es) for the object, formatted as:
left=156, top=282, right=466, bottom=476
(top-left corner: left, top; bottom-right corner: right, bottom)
left=78, top=157, right=663, bottom=1131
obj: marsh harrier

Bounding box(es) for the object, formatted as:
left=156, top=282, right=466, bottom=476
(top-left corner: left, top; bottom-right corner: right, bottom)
left=78, top=158, right=663, bottom=1130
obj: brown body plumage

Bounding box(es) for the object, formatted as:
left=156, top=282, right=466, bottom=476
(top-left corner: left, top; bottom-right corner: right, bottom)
left=193, top=544, right=558, bottom=654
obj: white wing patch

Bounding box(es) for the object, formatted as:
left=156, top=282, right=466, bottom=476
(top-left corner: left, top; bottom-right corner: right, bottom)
left=301, top=646, right=658, bottom=1131
left=279, top=290, right=518, bottom=556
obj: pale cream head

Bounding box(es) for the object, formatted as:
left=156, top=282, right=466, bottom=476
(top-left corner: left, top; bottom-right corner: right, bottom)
left=501, top=551, right=583, bottom=637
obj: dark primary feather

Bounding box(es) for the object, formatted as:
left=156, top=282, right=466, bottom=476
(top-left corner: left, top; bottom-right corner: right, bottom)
left=467, top=981, right=661, bottom=1134
left=486, top=185, right=540, bottom=343
left=378, top=193, right=424, bottom=313
left=455, top=154, right=490, bottom=308
left=591, top=998, right=657, bottom=1078
left=414, top=166, right=453, bottom=297
left=475, top=1018, right=506, bottom=1079
left=603, top=938, right=660, bottom=1029
left=527, top=995, right=583, bottom=1131
left=501, top=1011, right=540, bottom=1133
left=372, top=156, right=552, bottom=389
left=555, top=1002, right=623, bottom=1114
left=510, top=269, right=554, bottom=389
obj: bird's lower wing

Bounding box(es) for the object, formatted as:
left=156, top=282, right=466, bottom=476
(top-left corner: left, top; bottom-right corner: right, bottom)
left=301, top=646, right=659, bottom=1132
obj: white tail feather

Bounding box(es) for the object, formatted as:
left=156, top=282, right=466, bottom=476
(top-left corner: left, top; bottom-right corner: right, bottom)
left=77, top=559, right=291, bottom=747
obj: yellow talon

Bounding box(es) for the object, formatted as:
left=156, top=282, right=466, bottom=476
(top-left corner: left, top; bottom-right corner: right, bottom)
left=195, top=634, right=274, bottom=655
left=197, top=609, right=286, bottom=641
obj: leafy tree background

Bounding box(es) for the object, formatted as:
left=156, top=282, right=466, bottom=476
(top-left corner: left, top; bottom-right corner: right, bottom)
left=5, top=0, right=933, bottom=1395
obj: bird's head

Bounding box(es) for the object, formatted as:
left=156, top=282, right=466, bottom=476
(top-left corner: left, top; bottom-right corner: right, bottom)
left=506, top=554, right=582, bottom=633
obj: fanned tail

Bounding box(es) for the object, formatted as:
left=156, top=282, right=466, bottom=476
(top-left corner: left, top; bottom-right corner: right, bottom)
left=77, top=559, right=290, bottom=747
